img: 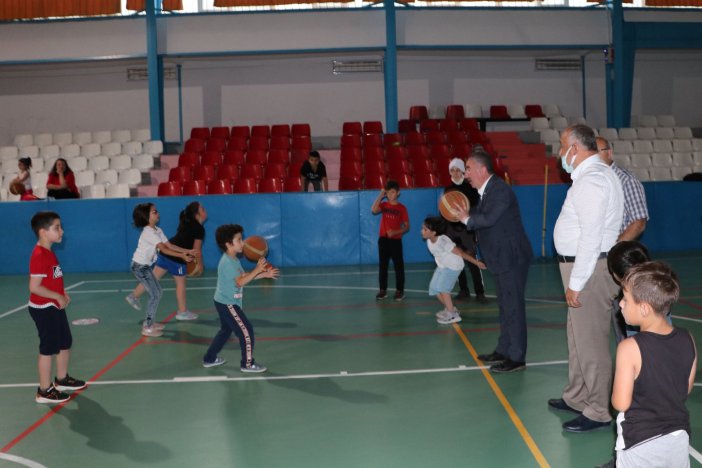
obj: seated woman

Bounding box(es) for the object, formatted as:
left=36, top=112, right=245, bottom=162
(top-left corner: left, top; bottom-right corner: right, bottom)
left=46, top=158, right=80, bottom=199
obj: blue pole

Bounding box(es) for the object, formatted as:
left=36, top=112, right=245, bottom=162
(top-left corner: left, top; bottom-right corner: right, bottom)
left=580, top=55, right=587, bottom=121
left=146, top=0, right=163, bottom=141
left=177, top=64, right=183, bottom=146
left=383, top=0, right=398, bottom=134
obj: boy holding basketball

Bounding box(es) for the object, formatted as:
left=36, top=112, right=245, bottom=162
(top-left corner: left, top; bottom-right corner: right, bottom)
left=203, top=224, right=279, bottom=372
left=371, top=180, right=409, bottom=301
left=28, top=211, right=86, bottom=404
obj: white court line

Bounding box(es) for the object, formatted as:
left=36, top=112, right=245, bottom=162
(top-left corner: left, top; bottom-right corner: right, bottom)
left=0, top=453, right=48, bottom=468
left=690, top=445, right=702, bottom=464
left=0, top=360, right=569, bottom=389
left=672, top=315, right=702, bottom=325
left=0, top=281, right=84, bottom=320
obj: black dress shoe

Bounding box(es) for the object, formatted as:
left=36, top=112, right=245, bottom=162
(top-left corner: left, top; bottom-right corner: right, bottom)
left=455, top=290, right=471, bottom=301
left=490, top=359, right=526, bottom=373
left=475, top=294, right=488, bottom=304
left=547, top=398, right=582, bottom=415
left=562, top=415, right=611, bottom=433
left=477, top=351, right=506, bottom=364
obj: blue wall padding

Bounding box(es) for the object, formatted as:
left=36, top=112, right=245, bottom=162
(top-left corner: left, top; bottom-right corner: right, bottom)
left=2, top=182, right=700, bottom=275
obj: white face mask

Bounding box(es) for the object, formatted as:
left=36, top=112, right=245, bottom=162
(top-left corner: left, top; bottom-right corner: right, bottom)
left=561, top=145, right=576, bottom=174
left=451, top=174, right=465, bottom=185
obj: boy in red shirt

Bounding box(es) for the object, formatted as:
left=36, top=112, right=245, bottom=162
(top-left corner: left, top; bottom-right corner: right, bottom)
left=371, top=180, right=410, bottom=301
left=29, top=211, right=86, bottom=404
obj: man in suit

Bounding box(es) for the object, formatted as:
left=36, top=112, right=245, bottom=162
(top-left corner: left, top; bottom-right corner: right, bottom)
left=453, top=148, right=533, bottom=373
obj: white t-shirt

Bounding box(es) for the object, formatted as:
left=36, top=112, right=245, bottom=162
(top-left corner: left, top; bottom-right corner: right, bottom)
left=132, top=226, right=168, bottom=265
left=427, top=235, right=464, bottom=271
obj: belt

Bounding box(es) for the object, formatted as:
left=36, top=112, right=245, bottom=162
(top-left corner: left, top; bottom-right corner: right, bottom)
left=557, top=252, right=608, bottom=263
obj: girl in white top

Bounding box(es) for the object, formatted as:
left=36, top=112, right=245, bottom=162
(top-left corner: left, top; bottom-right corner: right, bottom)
left=129, top=203, right=195, bottom=337
left=12, top=157, right=33, bottom=193
left=422, top=216, right=486, bottom=325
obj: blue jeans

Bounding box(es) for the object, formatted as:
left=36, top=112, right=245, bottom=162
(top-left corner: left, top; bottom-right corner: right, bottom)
left=130, top=261, right=162, bottom=326
left=204, top=301, right=255, bottom=368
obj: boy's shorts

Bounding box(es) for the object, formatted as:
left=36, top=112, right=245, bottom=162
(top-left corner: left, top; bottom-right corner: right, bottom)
left=29, top=305, right=73, bottom=355
left=155, top=254, right=186, bottom=277
left=429, top=267, right=462, bottom=296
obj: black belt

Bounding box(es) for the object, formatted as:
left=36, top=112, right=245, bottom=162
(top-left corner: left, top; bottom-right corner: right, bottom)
left=557, top=252, right=608, bottom=263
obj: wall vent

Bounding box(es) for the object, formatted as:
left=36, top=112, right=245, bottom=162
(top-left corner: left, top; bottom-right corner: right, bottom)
left=332, top=60, right=383, bottom=75
left=127, top=66, right=177, bottom=81
left=535, top=59, right=581, bottom=71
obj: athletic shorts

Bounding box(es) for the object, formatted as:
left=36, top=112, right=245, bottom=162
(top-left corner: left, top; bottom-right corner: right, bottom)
left=29, top=305, right=73, bottom=355
left=429, top=267, right=462, bottom=296
left=155, top=254, right=186, bottom=277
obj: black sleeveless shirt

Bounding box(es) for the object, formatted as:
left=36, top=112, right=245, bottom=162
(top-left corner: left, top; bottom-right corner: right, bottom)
left=621, top=327, right=695, bottom=449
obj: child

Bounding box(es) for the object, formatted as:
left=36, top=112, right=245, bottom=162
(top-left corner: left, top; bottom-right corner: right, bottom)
left=202, top=224, right=279, bottom=372
left=127, top=201, right=207, bottom=321
left=422, top=216, right=486, bottom=325
left=371, top=179, right=410, bottom=301
left=12, top=157, right=33, bottom=196
left=613, top=261, right=697, bottom=468
left=129, top=203, right=195, bottom=337
left=299, top=150, right=328, bottom=192
left=28, top=211, right=86, bottom=404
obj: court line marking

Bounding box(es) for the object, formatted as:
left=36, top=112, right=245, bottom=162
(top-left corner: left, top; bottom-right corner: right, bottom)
left=0, top=453, right=47, bottom=468
left=451, top=323, right=551, bottom=468
left=0, top=282, right=85, bottom=320
left=690, top=445, right=702, bottom=464
left=672, top=315, right=702, bottom=324
left=0, top=360, right=570, bottom=389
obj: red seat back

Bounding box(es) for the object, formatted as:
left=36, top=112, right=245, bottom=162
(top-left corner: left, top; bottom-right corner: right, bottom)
left=206, top=138, right=227, bottom=152
left=208, top=179, right=233, bottom=195
left=246, top=149, right=267, bottom=166
left=169, top=166, right=192, bottom=182
left=216, top=164, right=239, bottom=182
left=524, top=104, right=545, bottom=118
left=184, top=138, right=205, bottom=153
left=251, top=125, right=270, bottom=138
left=363, top=121, right=383, bottom=134
left=200, top=151, right=223, bottom=167
left=291, top=123, right=311, bottom=137
left=192, top=165, right=216, bottom=183
left=241, top=163, right=263, bottom=181
left=283, top=176, right=302, bottom=192
left=210, top=126, right=230, bottom=139
left=271, top=124, right=290, bottom=138
left=178, top=152, right=200, bottom=168
left=234, top=177, right=257, bottom=194
left=258, top=177, right=283, bottom=193
left=222, top=150, right=245, bottom=167
left=490, top=105, right=510, bottom=119
left=231, top=126, right=250, bottom=139
left=409, top=105, right=429, bottom=122
left=264, top=163, right=287, bottom=181
left=414, top=172, right=439, bottom=188
left=190, top=127, right=210, bottom=140
left=364, top=173, right=387, bottom=190
left=338, top=175, right=362, bottom=191
left=445, top=105, right=465, bottom=120
left=342, top=121, right=362, bottom=135
left=158, top=181, right=182, bottom=196
left=182, top=179, right=207, bottom=196
left=227, top=136, right=248, bottom=152
left=268, top=148, right=290, bottom=165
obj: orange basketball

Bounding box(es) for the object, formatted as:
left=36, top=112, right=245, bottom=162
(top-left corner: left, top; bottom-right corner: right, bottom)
left=438, top=190, right=470, bottom=222
left=9, top=180, right=24, bottom=196
left=186, top=257, right=203, bottom=278
left=243, top=235, right=269, bottom=261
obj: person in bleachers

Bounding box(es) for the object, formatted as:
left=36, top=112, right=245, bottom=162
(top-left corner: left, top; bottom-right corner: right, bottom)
left=11, top=157, right=34, bottom=197
left=299, top=150, right=328, bottom=192
left=46, top=158, right=80, bottom=199
left=597, top=137, right=649, bottom=241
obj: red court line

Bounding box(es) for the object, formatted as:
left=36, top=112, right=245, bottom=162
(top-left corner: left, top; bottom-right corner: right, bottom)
left=1, top=312, right=176, bottom=454
left=679, top=298, right=702, bottom=314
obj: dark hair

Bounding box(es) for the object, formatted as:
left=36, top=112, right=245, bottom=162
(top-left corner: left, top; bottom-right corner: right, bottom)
left=178, top=202, right=201, bottom=232
left=621, top=261, right=679, bottom=316
left=31, top=211, right=60, bottom=237
left=385, top=179, right=400, bottom=191
left=567, top=124, right=598, bottom=152
left=49, top=158, right=73, bottom=176
left=607, top=241, right=650, bottom=284
left=308, top=150, right=321, bottom=159
left=19, top=157, right=32, bottom=169
left=469, top=148, right=494, bottom=174
left=215, top=224, right=243, bottom=252
left=423, top=216, right=446, bottom=235
left=132, top=203, right=154, bottom=228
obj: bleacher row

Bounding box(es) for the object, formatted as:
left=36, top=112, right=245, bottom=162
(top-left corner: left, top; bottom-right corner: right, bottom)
left=157, top=124, right=313, bottom=196
left=0, top=129, right=163, bottom=201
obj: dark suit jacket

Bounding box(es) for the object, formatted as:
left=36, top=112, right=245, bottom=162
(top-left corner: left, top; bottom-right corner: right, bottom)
left=465, top=175, right=533, bottom=275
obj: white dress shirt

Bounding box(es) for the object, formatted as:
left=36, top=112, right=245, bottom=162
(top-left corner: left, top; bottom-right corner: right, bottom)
left=554, top=155, right=624, bottom=291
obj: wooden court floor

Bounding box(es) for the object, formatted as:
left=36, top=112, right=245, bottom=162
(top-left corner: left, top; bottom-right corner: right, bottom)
left=0, top=254, right=701, bottom=468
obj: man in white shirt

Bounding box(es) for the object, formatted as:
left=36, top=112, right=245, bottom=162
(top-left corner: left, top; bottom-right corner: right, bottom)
left=548, top=125, right=624, bottom=433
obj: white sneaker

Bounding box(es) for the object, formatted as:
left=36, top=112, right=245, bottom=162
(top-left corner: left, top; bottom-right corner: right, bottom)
left=240, top=363, right=267, bottom=373
left=141, top=326, right=163, bottom=337
left=435, top=309, right=450, bottom=319
left=437, top=311, right=462, bottom=325
left=175, top=310, right=199, bottom=321
left=142, top=321, right=165, bottom=330
left=203, top=357, right=226, bottom=368
left=125, top=294, right=141, bottom=311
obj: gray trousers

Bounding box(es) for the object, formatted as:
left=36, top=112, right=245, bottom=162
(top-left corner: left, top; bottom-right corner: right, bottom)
left=559, top=258, right=619, bottom=423
left=617, top=431, right=690, bottom=468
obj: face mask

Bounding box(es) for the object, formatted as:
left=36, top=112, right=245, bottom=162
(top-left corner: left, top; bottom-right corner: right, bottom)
left=561, top=145, right=576, bottom=174
left=451, top=175, right=465, bottom=185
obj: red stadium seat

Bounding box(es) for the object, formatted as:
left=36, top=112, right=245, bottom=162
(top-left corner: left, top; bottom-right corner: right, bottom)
left=200, top=151, right=223, bottom=167
left=490, top=105, right=510, bottom=119
left=206, top=138, right=227, bottom=152
left=182, top=180, right=207, bottom=196
left=363, top=121, right=383, bottom=134
left=283, top=175, right=302, bottom=192
left=388, top=158, right=410, bottom=177
left=246, top=149, right=267, bottom=166
left=216, top=164, right=239, bottom=182
left=231, top=126, right=250, bottom=139
left=405, top=132, right=425, bottom=146
left=364, top=159, right=386, bottom=178
left=394, top=172, right=413, bottom=189
left=227, top=136, right=248, bottom=152
left=268, top=148, right=290, bottom=165
left=258, top=177, right=283, bottom=193
left=364, top=173, right=387, bottom=190
left=342, top=121, right=362, bottom=135
left=291, top=123, right=311, bottom=137
left=340, top=160, right=362, bottom=178
left=270, top=135, right=290, bottom=150
left=192, top=165, right=216, bottom=183
left=222, top=150, right=245, bottom=167
left=248, top=136, right=269, bottom=151
left=190, top=127, right=210, bottom=140
left=383, top=133, right=403, bottom=148
left=291, top=135, right=311, bottom=151
left=184, top=138, right=205, bottom=153
left=460, top=118, right=479, bottom=131
left=340, top=147, right=362, bottom=163
left=341, top=134, right=362, bottom=148
left=450, top=143, right=471, bottom=159
left=251, top=125, right=270, bottom=138
left=210, top=126, right=230, bottom=139
left=271, top=124, right=291, bottom=138
left=208, top=179, right=233, bottom=195
left=409, top=105, right=429, bottom=122
left=445, top=105, right=465, bottom=120
left=414, top=172, right=439, bottom=188
left=446, top=130, right=468, bottom=144
left=178, top=152, right=200, bottom=168
left=419, top=119, right=440, bottom=133
left=398, top=119, right=416, bottom=134
left=158, top=181, right=182, bottom=196
left=169, top=166, right=192, bottom=182
left=525, top=104, right=545, bottom=118
left=410, top=157, right=433, bottom=175
left=408, top=147, right=430, bottom=164
left=435, top=157, right=452, bottom=175
left=264, top=163, right=287, bottom=181
left=386, top=146, right=407, bottom=161
left=439, top=119, right=461, bottom=132
left=363, top=133, right=383, bottom=148
left=429, top=143, right=450, bottom=160
left=288, top=159, right=304, bottom=177
left=234, top=177, right=257, bottom=194
left=241, top=163, right=263, bottom=181
left=363, top=146, right=385, bottom=163
left=338, top=175, right=362, bottom=191
left=425, top=131, right=446, bottom=146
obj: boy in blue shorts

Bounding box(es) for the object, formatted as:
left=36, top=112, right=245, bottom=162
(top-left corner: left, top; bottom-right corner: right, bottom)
left=28, top=211, right=86, bottom=404
left=203, top=224, right=279, bottom=372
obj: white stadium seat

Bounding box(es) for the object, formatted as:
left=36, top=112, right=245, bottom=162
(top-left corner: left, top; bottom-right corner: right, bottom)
left=538, top=129, right=560, bottom=143
left=671, top=166, right=693, bottom=180
left=632, top=140, right=653, bottom=153
left=20, top=146, right=40, bottom=159
left=672, top=139, right=693, bottom=152
left=73, top=132, right=92, bottom=145
left=132, top=128, right=151, bottom=142
left=122, top=141, right=142, bottom=155
left=106, top=183, right=130, bottom=198
left=649, top=167, right=673, bottom=181
left=92, top=131, right=112, bottom=144
left=53, top=132, right=72, bottom=146
left=655, top=127, right=675, bottom=140
left=549, top=116, right=568, bottom=131
left=612, top=153, right=631, bottom=168
left=0, top=146, right=19, bottom=161
left=652, top=140, right=673, bottom=153
left=95, top=169, right=118, bottom=186
left=31, top=159, right=45, bottom=172
left=629, top=153, right=652, bottom=168
left=636, top=115, right=658, bottom=127
left=598, top=128, right=619, bottom=141
left=142, top=140, right=163, bottom=155
left=81, top=143, right=101, bottom=158
left=101, top=142, right=122, bottom=157
left=88, top=156, right=110, bottom=172
left=32, top=172, right=48, bottom=191
left=543, top=104, right=561, bottom=118
left=118, top=168, right=142, bottom=187
left=656, top=115, right=676, bottom=127
left=1, top=160, right=18, bottom=174
left=82, top=184, right=106, bottom=199
left=671, top=152, right=694, bottom=167
left=40, top=145, right=60, bottom=159
left=636, top=127, right=656, bottom=140
left=60, top=144, right=81, bottom=159
left=33, top=133, right=53, bottom=147
left=14, top=134, right=33, bottom=147
left=613, top=141, right=634, bottom=154
left=650, top=153, right=672, bottom=167
left=110, top=154, right=132, bottom=171
left=132, top=154, right=155, bottom=171
left=530, top=117, right=549, bottom=131
left=74, top=170, right=95, bottom=187
left=111, top=130, right=132, bottom=143
left=673, top=127, right=693, bottom=139
left=68, top=156, right=88, bottom=172
left=508, top=105, right=527, bottom=119
left=629, top=168, right=650, bottom=181
left=618, top=128, right=638, bottom=140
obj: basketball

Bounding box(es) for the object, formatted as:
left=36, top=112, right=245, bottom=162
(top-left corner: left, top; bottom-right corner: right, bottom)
left=186, top=257, right=203, bottom=278
left=243, top=235, right=269, bottom=261
left=9, top=180, right=24, bottom=196
left=438, top=190, right=470, bottom=222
